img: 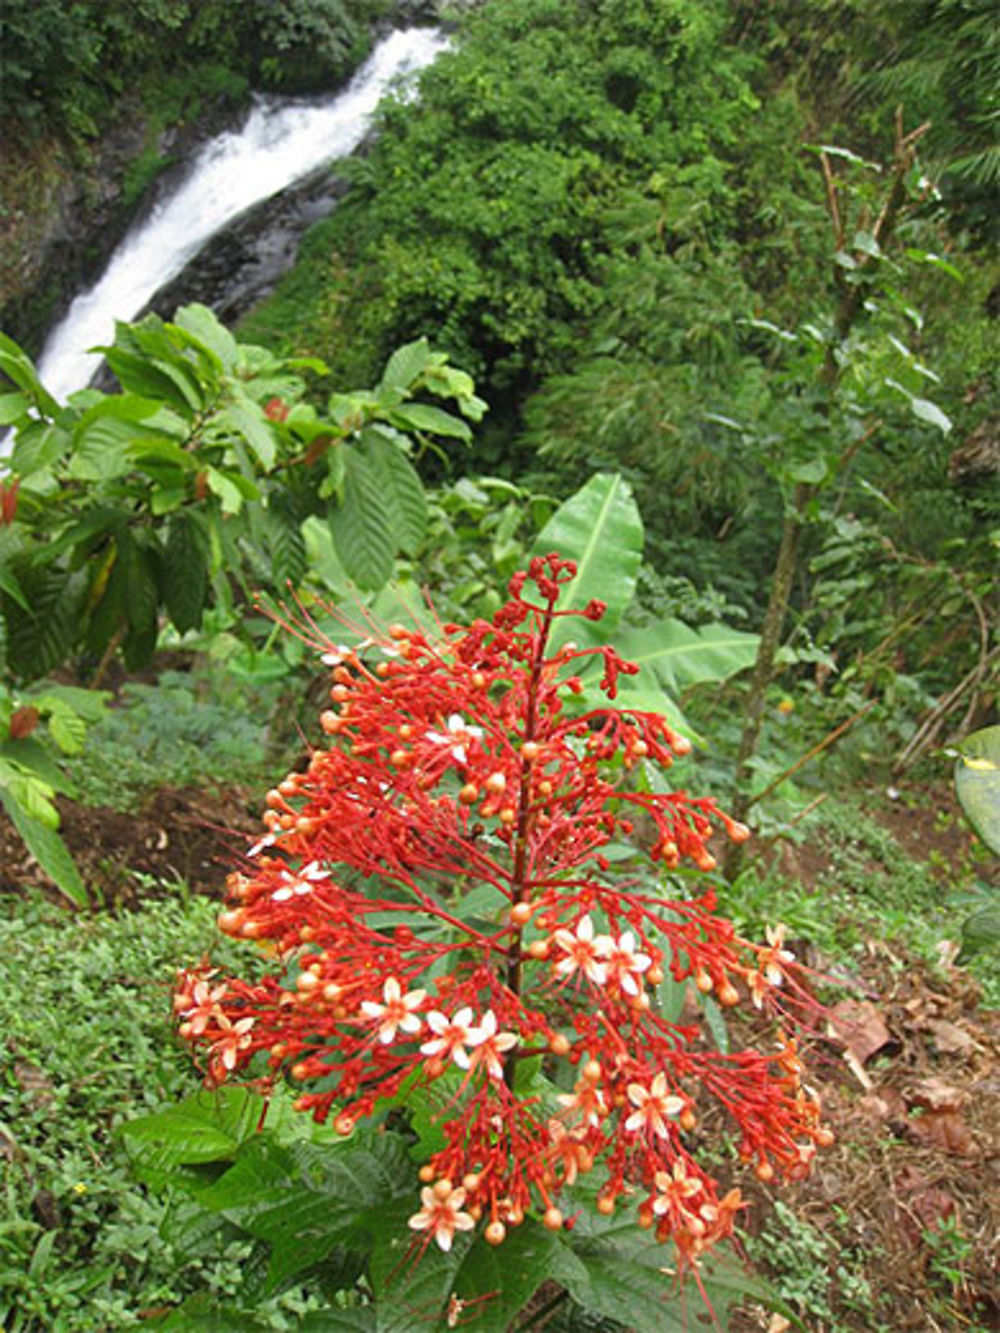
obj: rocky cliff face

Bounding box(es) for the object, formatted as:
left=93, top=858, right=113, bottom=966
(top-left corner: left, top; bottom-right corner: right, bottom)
left=0, top=95, right=247, bottom=358
left=0, top=2, right=454, bottom=362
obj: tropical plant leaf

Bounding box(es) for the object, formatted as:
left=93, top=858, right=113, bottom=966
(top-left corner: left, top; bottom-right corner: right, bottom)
left=265, top=497, right=307, bottom=591
left=388, top=402, right=472, bottom=441
left=531, top=473, right=644, bottom=646
left=955, top=725, right=1000, bottom=854
left=366, top=430, right=428, bottom=555
left=175, top=303, right=240, bottom=372
left=0, top=558, right=29, bottom=611
left=122, top=1087, right=269, bottom=1186
left=0, top=789, right=88, bottom=906
left=380, top=337, right=433, bottom=394
left=220, top=393, right=278, bottom=471
left=328, top=447, right=395, bottom=590
left=164, top=514, right=209, bottom=633
left=613, top=620, right=760, bottom=694
left=0, top=332, right=61, bottom=417
left=3, top=567, right=81, bottom=679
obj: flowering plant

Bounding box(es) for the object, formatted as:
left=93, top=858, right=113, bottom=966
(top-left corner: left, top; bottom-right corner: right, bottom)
left=175, top=556, right=830, bottom=1296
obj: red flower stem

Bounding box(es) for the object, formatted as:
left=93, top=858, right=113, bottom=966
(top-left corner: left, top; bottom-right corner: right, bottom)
left=504, top=600, right=555, bottom=1025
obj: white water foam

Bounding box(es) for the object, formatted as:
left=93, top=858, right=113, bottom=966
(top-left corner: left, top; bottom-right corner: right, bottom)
left=32, top=27, right=446, bottom=406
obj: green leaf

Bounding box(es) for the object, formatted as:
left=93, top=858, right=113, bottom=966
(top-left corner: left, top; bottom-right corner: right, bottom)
left=0, top=736, right=72, bottom=793
left=175, top=303, right=239, bottom=371
left=0, top=391, right=30, bottom=425
left=955, top=725, right=1000, bottom=855
left=0, top=789, right=87, bottom=906
left=785, top=457, right=828, bottom=485
left=28, top=683, right=109, bottom=724
left=366, top=430, right=428, bottom=555
left=531, top=473, right=644, bottom=644
left=265, top=498, right=307, bottom=591
left=219, top=396, right=278, bottom=471
left=2, top=567, right=81, bottom=679
left=613, top=620, right=760, bottom=694
left=553, top=1215, right=753, bottom=1332
left=11, top=421, right=70, bottom=476
left=910, top=396, right=952, bottom=435
left=388, top=402, right=472, bottom=441
left=101, top=343, right=203, bottom=415
left=206, top=467, right=247, bottom=515
left=960, top=905, right=1000, bottom=960
left=380, top=338, right=433, bottom=393
left=374, top=1219, right=561, bottom=1332
left=0, top=558, right=29, bottom=612
left=328, top=447, right=395, bottom=590
left=122, top=1088, right=268, bottom=1185
left=0, top=332, right=61, bottom=417
left=164, top=514, right=209, bottom=633
left=45, top=701, right=87, bottom=755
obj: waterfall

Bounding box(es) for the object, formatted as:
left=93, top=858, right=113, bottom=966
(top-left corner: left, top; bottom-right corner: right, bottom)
left=33, top=27, right=446, bottom=406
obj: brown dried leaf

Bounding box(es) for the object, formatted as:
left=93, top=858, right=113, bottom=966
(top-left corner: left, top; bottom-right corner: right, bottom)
left=907, top=1108, right=975, bottom=1156
left=13, top=1059, right=54, bottom=1108
left=909, top=1077, right=967, bottom=1112
left=924, top=1018, right=978, bottom=1055
left=828, top=999, right=892, bottom=1064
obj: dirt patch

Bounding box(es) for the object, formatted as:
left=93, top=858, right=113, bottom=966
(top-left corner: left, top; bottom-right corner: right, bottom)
left=0, top=785, right=260, bottom=907
left=727, top=951, right=1000, bottom=1331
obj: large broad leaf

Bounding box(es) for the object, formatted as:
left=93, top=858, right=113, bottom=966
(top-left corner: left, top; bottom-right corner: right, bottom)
left=175, top=303, right=240, bottom=373
left=265, top=496, right=308, bottom=591
left=0, top=789, right=88, bottom=907
left=955, top=725, right=1000, bottom=855
left=531, top=473, right=643, bottom=646
left=122, top=1087, right=267, bottom=1186
left=614, top=620, right=760, bottom=694
left=379, top=338, right=434, bottom=394
left=3, top=567, right=81, bottom=679
left=388, top=402, right=472, bottom=442
left=372, top=1217, right=565, bottom=1333
left=0, top=332, right=61, bottom=418
left=164, top=514, right=209, bottom=633
left=365, top=429, right=428, bottom=555
left=551, top=1212, right=763, bottom=1333
left=328, top=446, right=396, bottom=590
left=219, top=392, right=278, bottom=471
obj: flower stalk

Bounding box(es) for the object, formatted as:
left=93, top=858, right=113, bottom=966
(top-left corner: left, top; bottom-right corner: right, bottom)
left=176, top=555, right=831, bottom=1266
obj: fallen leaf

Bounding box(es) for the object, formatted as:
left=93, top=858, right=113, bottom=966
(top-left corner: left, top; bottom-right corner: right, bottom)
left=907, top=1109, right=974, bottom=1156
left=828, top=999, right=893, bottom=1064
left=924, top=1018, right=977, bottom=1055
left=935, top=938, right=961, bottom=968
left=909, top=1077, right=967, bottom=1112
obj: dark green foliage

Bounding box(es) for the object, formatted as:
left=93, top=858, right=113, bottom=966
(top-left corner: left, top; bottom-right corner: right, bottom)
left=0, top=0, right=383, bottom=141
left=255, top=0, right=762, bottom=397
left=0, top=310, right=481, bottom=683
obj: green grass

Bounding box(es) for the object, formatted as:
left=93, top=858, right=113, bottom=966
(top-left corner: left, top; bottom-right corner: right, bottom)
left=0, top=893, right=318, bottom=1332
left=715, top=796, right=1000, bottom=1006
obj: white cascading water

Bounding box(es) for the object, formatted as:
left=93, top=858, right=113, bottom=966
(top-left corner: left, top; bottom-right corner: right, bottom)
left=34, top=27, right=446, bottom=405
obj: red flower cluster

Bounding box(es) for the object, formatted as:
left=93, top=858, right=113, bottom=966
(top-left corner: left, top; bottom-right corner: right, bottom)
left=175, top=556, right=830, bottom=1263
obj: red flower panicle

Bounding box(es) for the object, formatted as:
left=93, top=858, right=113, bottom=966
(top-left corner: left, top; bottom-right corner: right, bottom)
left=175, top=556, right=831, bottom=1264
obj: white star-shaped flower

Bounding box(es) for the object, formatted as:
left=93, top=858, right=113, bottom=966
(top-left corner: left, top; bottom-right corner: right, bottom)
left=552, top=914, right=613, bottom=985
left=360, top=977, right=426, bottom=1045
left=624, top=1073, right=684, bottom=1139
left=420, top=1007, right=479, bottom=1069
left=425, top=713, right=484, bottom=764
left=271, top=861, right=329, bottom=902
